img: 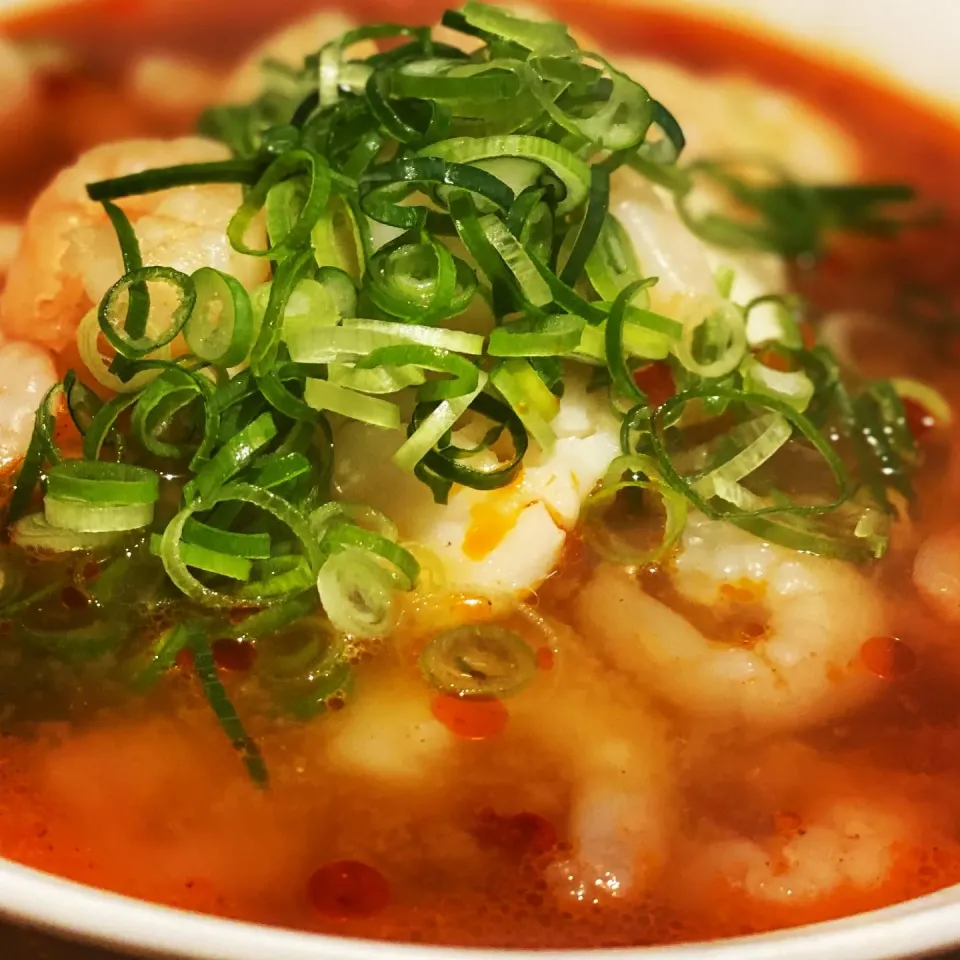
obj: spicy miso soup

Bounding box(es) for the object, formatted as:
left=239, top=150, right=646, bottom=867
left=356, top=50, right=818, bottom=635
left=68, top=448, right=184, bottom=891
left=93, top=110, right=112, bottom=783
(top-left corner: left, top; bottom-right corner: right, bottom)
left=1, top=0, right=960, bottom=948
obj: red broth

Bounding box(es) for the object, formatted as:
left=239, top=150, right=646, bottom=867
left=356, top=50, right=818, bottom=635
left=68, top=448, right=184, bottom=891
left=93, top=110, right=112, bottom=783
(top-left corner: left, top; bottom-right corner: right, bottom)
left=1, top=0, right=960, bottom=948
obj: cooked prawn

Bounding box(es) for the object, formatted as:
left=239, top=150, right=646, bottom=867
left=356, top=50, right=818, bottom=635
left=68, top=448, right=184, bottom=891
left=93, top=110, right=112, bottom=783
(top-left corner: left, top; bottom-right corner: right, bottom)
left=914, top=525, right=960, bottom=623
left=0, top=137, right=269, bottom=353
left=322, top=598, right=674, bottom=904
left=698, top=800, right=906, bottom=905
left=682, top=741, right=916, bottom=908
left=577, top=511, right=888, bottom=729
left=325, top=670, right=456, bottom=786
left=0, top=338, right=57, bottom=466
left=535, top=671, right=673, bottom=904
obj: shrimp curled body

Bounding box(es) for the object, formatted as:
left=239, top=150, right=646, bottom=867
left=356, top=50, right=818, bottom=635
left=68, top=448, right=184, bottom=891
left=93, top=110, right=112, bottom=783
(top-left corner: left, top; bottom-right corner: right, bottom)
left=578, top=512, right=887, bottom=730
left=0, top=338, right=58, bottom=466
left=0, top=137, right=268, bottom=353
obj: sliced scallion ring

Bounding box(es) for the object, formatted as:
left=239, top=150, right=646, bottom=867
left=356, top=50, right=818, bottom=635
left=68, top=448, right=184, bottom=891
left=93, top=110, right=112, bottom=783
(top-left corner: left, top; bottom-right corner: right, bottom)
left=393, top=371, right=488, bottom=472
left=491, top=360, right=557, bottom=451
left=44, top=496, right=154, bottom=533
left=161, top=482, right=321, bottom=609
left=98, top=266, right=196, bottom=361
left=316, top=546, right=400, bottom=638
left=421, top=624, right=537, bottom=698
left=689, top=413, right=793, bottom=500
left=149, top=533, right=252, bottom=581
left=673, top=298, right=747, bottom=379
left=182, top=518, right=271, bottom=559
left=304, top=378, right=401, bottom=429
left=45, top=461, right=160, bottom=506
left=286, top=316, right=484, bottom=364
left=740, top=355, right=814, bottom=412
left=185, top=267, right=255, bottom=367
left=419, top=134, right=591, bottom=215
left=11, top=513, right=127, bottom=552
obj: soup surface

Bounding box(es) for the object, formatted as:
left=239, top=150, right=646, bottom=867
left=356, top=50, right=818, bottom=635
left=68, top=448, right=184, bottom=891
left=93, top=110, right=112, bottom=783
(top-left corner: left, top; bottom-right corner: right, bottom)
left=0, top=0, right=959, bottom=950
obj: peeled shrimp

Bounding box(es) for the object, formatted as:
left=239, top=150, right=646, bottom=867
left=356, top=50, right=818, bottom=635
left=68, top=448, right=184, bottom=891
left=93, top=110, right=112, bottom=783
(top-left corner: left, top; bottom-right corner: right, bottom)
left=322, top=596, right=674, bottom=905
left=577, top=511, right=887, bottom=729
left=684, top=741, right=914, bottom=907
left=699, top=799, right=906, bottom=905
left=0, top=137, right=269, bottom=353
left=224, top=11, right=377, bottom=104
left=0, top=338, right=57, bottom=466
left=914, top=525, right=960, bottom=623
left=536, top=676, right=673, bottom=904
left=325, top=671, right=456, bottom=786
left=334, top=370, right=620, bottom=597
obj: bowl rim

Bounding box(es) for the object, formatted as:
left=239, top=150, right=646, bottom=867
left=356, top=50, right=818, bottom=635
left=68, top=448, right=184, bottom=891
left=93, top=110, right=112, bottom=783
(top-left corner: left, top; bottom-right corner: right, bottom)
left=3, top=855, right=960, bottom=960
left=1, top=1, right=960, bottom=958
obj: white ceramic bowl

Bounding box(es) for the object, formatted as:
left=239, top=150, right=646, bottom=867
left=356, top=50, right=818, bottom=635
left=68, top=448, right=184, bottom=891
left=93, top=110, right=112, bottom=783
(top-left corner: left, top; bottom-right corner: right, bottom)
left=0, top=1, right=959, bottom=958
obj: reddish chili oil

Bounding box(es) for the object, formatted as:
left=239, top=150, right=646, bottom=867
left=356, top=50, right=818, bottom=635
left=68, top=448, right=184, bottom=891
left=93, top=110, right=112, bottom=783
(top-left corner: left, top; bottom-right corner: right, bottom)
left=1, top=0, right=960, bottom=950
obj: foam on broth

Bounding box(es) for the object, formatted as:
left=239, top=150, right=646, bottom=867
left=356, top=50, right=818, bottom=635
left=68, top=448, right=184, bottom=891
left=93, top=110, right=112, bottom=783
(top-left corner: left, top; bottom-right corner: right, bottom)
left=1, top=0, right=960, bottom=947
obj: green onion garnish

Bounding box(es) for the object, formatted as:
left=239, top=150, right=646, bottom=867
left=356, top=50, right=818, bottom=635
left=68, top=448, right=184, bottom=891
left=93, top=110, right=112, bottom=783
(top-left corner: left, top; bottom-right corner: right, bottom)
left=0, top=1, right=929, bottom=785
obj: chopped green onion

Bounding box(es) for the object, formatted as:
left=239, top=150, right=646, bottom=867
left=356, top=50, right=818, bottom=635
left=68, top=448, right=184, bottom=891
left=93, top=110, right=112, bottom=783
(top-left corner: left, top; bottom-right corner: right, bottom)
left=45, top=496, right=154, bottom=533
left=316, top=546, right=400, bottom=638
left=255, top=614, right=351, bottom=719
left=689, top=413, right=793, bottom=500
left=184, top=412, right=278, bottom=507
left=11, top=513, right=127, bottom=552
left=740, top=355, right=814, bottom=412
left=149, top=533, right=252, bottom=581
left=86, top=159, right=262, bottom=202
left=63, top=370, right=103, bottom=437
left=479, top=214, right=552, bottom=306
left=419, top=135, right=590, bottom=215
left=421, top=624, right=536, bottom=697
left=182, top=518, right=271, bottom=559
left=98, top=266, right=196, bottom=360
left=77, top=307, right=168, bottom=394
left=129, top=621, right=199, bottom=691
left=228, top=149, right=332, bottom=260
left=184, top=267, right=255, bottom=367
left=491, top=360, right=557, bottom=451
left=488, top=314, right=585, bottom=357
left=228, top=595, right=317, bottom=642
left=649, top=387, right=853, bottom=523
left=286, top=316, right=484, bottom=363
left=161, top=482, right=321, bottom=609
left=304, top=378, right=401, bottom=428
left=190, top=632, right=269, bottom=786
left=582, top=454, right=688, bottom=564
left=585, top=214, right=642, bottom=300
left=672, top=299, right=747, bottom=379
left=393, top=371, right=488, bottom=471
left=7, top=381, right=63, bottom=524
left=46, top=461, right=159, bottom=506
